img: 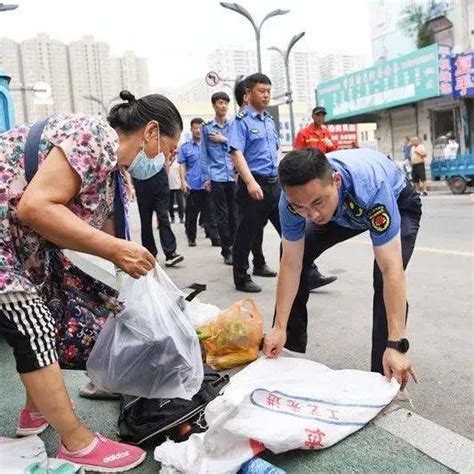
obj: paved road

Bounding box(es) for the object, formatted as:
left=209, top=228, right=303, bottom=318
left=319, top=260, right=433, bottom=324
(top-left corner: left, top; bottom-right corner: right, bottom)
left=126, top=191, right=473, bottom=440
left=0, top=190, right=471, bottom=473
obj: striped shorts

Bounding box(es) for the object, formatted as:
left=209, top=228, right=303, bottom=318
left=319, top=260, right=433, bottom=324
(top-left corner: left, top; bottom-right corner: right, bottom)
left=0, top=297, right=58, bottom=373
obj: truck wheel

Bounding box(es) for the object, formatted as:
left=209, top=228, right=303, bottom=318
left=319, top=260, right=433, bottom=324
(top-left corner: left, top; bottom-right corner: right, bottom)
left=448, top=177, right=467, bottom=194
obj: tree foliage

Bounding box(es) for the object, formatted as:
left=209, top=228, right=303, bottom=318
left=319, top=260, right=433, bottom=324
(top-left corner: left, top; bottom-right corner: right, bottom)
left=399, top=2, right=433, bottom=49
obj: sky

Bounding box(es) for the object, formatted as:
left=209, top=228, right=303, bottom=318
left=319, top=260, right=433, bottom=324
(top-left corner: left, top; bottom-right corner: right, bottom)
left=0, top=0, right=374, bottom=90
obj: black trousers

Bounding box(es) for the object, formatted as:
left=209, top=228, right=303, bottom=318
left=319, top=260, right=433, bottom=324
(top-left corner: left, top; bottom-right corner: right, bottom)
left=169, top=189, right=185, bottom=221
left=233, top=178, right=282, bottom=285
left=185, top=190, right=219, bottom=242
left=210, top=181, right=238, bottom=255
left=133, top=169, right=177, bottom=259
left=281, top=182, right=422, bottom=374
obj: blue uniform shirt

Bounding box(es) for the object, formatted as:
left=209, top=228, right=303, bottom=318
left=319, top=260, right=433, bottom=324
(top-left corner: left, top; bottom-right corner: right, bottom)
left=279, top=149, right=407, bottom=247
left=227, top=105, right=279, bottom=177
left=201, top=118, right=235, bottom=182
left=177, top=139, right=205, bottom=190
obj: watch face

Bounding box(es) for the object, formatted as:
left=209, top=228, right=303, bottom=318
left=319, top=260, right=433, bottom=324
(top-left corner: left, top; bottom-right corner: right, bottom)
left=399, top=338, right=410, bottom=353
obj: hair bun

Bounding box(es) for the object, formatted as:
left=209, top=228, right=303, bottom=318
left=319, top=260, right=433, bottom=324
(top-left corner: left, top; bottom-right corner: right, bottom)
left=119, top=90, right=137, bottom=103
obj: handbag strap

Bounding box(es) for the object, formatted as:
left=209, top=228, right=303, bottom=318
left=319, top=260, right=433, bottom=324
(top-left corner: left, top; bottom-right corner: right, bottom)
left=24, top=117, right=130, bottom=240
left=24, top=117, right=50, bottom=183
left=114, top=170, right=131, bottom=240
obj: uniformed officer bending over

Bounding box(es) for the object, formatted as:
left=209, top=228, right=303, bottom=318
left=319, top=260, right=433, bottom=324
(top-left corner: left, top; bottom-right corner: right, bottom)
left=228, top=73, right=281, bottom=293
left=263, top=147, right=421, bottom=389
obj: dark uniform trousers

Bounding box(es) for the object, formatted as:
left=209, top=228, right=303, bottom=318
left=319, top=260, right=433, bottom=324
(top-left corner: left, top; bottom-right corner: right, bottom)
left=185, top=190, right=219, bottom=242
left=210, top=181, right=238, bottom=255
left=233, top=176, right=282, bottom=285
left=169, top=189, right=185, bottom=221
left=281, top=181, right=422, bottom=374
left=133, top=169, right=177, bottom=259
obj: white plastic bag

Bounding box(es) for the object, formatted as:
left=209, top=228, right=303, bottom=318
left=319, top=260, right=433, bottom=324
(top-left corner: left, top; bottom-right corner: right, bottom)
left=185, top=299, right=220, bottom=328
left=87, top=265, right=203, bottom=400
left=155, top=357, right=399, bottom=473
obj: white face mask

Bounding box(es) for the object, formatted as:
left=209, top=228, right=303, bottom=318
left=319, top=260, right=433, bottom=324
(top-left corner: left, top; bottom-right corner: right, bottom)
left=128, top=121, right=165, bottom=180
left=128, top=146, right=165, bottom=180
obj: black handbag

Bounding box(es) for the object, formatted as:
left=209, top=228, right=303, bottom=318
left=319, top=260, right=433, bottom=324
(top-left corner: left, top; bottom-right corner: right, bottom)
left=118, top=365, right=229, bottom=446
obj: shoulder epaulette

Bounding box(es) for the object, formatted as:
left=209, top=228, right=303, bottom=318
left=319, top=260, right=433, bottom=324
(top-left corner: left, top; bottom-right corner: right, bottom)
left=236, top=111, right=247, bottom=120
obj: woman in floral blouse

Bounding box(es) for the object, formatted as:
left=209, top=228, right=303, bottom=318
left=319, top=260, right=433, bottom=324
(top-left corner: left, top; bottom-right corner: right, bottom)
left=0, top=90, right=183, bottom=471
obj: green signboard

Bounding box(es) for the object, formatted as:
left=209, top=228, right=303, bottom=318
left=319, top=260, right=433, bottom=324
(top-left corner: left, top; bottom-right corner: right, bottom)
left=317, top=44, right=441, bottom=120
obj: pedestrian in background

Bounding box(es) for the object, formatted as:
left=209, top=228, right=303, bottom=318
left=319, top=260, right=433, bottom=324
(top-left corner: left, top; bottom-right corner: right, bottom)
left=444, top=134, right=459, bottom=160
left=410, top=136, right=429, bottom=196
left=228, top=73, right=281, bottom=293
left=133, top=144, right=184, bottom=267
left=179, top=118, right=219, bottom=247
left=294, top=106, right=339, bottom=153
left=201, top=92, right=237, bottom=265
left=403, top=136, right=412, bottom=161
left=168, top=157, right=185, bottom=223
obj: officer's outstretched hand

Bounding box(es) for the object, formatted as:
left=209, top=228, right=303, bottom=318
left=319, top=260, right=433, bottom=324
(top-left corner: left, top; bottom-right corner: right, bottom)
left=383, top=348, right=419, bottom=391
left=263, top=327, right=287, bottom=358
left=247, top=180, right=264, bottom=200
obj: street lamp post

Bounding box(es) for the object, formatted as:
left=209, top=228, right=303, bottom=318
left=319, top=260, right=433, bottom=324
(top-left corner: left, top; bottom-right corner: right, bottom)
left=0, top=3, right=18, bottom=12
left=220, top=3, right=289, bottom=72
left=269, top=32, right=305, bottom=143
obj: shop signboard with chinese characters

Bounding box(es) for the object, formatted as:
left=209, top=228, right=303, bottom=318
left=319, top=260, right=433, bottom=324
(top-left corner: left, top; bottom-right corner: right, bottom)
left=326, top=124, right=358, bottom=148
left=438, top=45, right=453, bottom=95
left=451, top=52, right=474, bottom=98
left=317, top=44, right=443, bottom=121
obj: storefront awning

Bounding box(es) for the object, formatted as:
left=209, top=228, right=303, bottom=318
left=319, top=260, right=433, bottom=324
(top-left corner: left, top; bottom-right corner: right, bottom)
left=316, top=44, right=453, bottom=122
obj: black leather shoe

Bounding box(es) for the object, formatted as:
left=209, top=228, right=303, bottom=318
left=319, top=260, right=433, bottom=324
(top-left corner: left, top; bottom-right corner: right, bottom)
left=211, top=238, right=221, bottom=247
left=235, top=279, right=262, bottom=293
left=253, top=264, right=277, bottom=277
left=223, top=254, right=233, bottom=266
left=188, top=240, right=196, bottom=247
left=309, top=273, right=337, bottom=290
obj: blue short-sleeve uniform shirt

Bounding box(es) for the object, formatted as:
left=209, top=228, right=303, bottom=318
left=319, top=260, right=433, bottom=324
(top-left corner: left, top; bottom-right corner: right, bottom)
left=177, top=139, right=205, bottom=190
left=227, top=105, right=279, bottom=177
left=279, top=149, right=407, bottom=246
left=201, top=118, right=235, bottom=182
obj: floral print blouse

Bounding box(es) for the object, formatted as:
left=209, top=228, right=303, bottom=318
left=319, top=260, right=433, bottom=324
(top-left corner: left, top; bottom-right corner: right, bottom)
left=0, top=114, right=120, bottom=295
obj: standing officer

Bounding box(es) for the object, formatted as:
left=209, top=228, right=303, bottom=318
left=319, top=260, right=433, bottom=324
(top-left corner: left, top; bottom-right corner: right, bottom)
left=294, top=106, right=339, bottom=153
left=233, top=78, right=276, bottom=277
left=201, top=92, right=237, bottom=265
left=263, top=147, right=421, bottom=390
left=228, top=73, right=281, bottom=292
left=178, top=118, right=220, bottom=247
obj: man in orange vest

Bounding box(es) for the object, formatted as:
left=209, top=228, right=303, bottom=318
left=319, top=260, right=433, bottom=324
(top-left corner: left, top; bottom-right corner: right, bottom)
left=294, top=106, right=339, bottom=153
left=293, top=106, right=338, bottom=291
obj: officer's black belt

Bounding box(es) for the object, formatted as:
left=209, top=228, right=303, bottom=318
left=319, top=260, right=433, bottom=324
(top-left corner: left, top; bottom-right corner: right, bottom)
left=252, top=174, right=279, bottom=185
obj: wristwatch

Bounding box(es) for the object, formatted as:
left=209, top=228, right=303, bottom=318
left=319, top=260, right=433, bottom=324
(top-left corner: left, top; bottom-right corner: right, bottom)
left=387, top=338, right=410, bottom=353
